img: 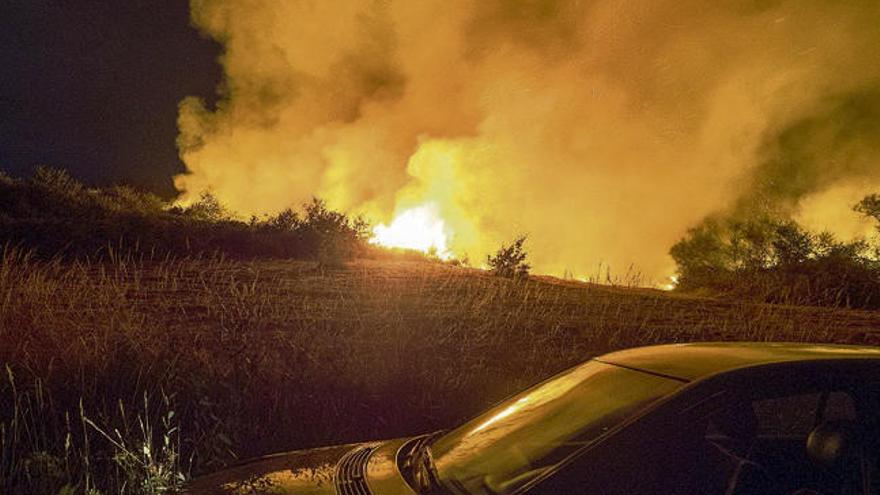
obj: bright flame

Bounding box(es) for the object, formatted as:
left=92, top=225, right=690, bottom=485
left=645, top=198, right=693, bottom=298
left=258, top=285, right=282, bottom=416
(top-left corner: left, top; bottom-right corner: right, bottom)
left=660, top=274, right=679, bottom=291
left=370, top=204, right=452, bottom=259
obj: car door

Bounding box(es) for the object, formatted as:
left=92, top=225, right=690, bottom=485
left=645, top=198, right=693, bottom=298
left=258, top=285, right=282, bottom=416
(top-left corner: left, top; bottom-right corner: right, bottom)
left=525, top=362, right=880, bottom=495
left=702, top=363, right=879, bottom=495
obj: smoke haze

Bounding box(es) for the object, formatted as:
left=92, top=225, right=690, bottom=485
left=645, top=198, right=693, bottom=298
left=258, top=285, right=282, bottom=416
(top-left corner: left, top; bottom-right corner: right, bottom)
left=176, top=0, right=880, bottom=280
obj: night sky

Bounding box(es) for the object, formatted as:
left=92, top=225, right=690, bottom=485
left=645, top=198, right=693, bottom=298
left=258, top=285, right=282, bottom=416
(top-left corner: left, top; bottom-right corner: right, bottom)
left=0, top=1, right=221, bottom=197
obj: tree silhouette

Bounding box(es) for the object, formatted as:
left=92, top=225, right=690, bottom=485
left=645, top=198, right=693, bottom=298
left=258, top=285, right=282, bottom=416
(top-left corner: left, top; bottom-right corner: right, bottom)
left=488, top=235, right=530, bottom=279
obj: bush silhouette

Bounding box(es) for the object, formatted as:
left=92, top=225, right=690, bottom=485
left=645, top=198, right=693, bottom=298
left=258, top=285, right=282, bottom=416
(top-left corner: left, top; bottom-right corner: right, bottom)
left=670, top=210, right=880, bottom=309
left=0, top=168, right=373, bottom=264
left=300, top=198, right=370, bottom=267
left=488, top=235, right=530, bottom=279
left=179, top=191, right=232, bottom=222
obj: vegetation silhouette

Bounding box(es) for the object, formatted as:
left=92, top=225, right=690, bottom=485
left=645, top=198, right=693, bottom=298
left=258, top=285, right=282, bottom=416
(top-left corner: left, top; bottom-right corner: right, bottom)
left=487, top=235, right=530, bottom=279
left=0, top=167, right=371, bottom=264
left=671, top=204, right=880, bottom=309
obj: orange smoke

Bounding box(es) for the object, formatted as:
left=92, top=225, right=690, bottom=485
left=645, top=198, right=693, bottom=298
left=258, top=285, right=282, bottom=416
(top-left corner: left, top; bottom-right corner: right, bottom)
left=176, top=0, right=880, bottom=281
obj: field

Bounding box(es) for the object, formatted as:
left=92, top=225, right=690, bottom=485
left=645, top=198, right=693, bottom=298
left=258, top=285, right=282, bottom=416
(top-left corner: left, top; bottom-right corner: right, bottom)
left=2, top=249, right=880, bottom=492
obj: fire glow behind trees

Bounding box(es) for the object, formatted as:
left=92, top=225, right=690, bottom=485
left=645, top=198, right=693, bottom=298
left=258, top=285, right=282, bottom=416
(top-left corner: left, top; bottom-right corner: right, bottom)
left=174, top=1, right=880, bottom=280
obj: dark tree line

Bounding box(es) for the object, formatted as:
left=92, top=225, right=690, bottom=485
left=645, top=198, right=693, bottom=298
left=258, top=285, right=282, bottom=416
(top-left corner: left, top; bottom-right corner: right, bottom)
left=671, top=196, right=880, bottom=309
left=0, top=167, right=371, bottom=264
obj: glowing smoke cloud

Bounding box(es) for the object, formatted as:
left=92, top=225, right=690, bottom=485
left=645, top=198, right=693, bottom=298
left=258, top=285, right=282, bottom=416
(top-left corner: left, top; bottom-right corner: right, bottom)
left=176, top=0, right=880, bottom=280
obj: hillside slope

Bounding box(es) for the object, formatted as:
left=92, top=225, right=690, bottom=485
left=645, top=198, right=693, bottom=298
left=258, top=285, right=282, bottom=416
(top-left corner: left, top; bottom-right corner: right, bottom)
left=2, top=254, right=879, bottom=488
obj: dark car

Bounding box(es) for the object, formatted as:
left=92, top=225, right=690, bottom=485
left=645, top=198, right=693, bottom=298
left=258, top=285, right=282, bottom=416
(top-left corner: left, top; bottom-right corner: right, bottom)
left=187, top=343, right=880, bottom=494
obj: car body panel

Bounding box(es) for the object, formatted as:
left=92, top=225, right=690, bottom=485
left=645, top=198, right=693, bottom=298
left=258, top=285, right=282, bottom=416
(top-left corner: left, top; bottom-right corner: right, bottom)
left=365, top=438, right=420, bottom=495
left=598, top=342, right=880, bottom=381
left=186, top=438, right=420, bottom=495
left=185, top=443, right=361, bottom=494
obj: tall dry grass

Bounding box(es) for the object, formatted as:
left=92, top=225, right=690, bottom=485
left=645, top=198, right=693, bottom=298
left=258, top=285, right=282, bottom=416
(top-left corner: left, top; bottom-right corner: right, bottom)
left=1, top=245, right=879, bottom=492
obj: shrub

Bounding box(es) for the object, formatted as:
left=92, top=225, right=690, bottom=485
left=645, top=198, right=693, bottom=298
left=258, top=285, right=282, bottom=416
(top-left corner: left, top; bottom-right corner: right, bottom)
left=487, top=235, right=530, bottom=279
left=264, top=208, right=300, bottom=232
left=0, top=169, right=378, bottom=264
left=97, top=186, right=166, bottom=216
left=670, top=210, right=880, bottom=309
left=179, top=191, right=231, bottom=222
left=300, top=198, right=370, bottom=266
left=32, top=166, right=84, bottom=198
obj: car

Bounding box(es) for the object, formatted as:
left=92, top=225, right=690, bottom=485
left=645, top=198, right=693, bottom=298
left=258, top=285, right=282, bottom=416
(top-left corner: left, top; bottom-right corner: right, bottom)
left=186, top=342, right=880, bottom=495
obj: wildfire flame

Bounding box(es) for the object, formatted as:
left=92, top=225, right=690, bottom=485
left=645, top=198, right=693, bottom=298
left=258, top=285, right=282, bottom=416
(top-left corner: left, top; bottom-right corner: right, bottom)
left=661, top=274, right=679, bottom=291
left=370, top=204, right=452, bottom=260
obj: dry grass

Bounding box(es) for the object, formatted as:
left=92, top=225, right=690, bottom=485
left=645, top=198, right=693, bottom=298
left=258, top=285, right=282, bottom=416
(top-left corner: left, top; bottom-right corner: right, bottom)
left=1, top=246, right=879, bottom=492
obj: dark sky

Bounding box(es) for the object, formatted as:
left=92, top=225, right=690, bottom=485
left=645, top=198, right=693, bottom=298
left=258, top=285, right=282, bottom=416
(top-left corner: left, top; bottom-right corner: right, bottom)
left=0, top=1, right=221, bottom=197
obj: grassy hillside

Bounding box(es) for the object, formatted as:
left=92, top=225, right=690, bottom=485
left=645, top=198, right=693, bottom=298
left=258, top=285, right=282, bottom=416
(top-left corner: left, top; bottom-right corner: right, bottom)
left=2, top=250, right=879, bottom=492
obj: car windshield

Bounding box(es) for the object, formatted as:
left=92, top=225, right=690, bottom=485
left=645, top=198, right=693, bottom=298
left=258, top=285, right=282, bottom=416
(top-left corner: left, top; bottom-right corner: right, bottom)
left=429, top=360, right=684, bottom=495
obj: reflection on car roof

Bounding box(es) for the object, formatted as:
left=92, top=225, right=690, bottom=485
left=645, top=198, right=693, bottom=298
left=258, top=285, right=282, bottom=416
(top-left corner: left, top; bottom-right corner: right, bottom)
left=597, top=342, right=880, bottom=382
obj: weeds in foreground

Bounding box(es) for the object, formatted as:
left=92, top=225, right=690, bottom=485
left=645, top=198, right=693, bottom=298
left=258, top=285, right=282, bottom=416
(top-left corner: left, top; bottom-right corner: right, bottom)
left=83, top=392, right=186, bottom=494
left=0, top=365, right=184, bottom=494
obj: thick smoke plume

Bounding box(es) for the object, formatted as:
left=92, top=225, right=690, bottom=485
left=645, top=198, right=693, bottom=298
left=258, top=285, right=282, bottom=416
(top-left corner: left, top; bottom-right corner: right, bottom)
left=176, top=0, right=880, bottom=280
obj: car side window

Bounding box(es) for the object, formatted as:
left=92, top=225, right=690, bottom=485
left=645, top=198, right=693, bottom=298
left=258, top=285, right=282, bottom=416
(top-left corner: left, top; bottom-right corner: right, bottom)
left=752, top=392, right=821, bottom=436
left=749, top=390, right=858, bottom=438
left=822, top=391, right=857, bottom=422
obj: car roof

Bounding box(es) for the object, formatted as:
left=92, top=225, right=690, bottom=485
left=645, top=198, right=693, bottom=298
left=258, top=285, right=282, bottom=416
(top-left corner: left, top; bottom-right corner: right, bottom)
left=596, top=342, right=880, bottom=382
